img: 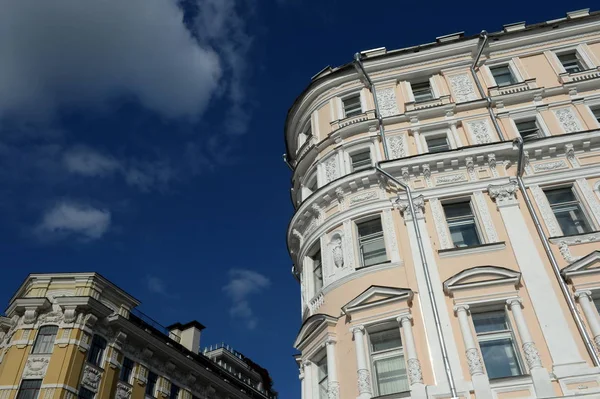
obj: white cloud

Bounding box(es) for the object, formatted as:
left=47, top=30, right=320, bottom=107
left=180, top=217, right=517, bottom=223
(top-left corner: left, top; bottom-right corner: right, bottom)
left=223, top=269, right=270, bottom=329
left=63, top=146, right=121, bottom=177
left=0, top=0, right=224, bottom=121
left=36, top=202, right=111, bottom=240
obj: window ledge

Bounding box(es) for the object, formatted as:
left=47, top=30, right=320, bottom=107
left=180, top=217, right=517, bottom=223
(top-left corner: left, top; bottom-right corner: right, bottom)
left=405, top=95, right=451, bottom=111
left=559, top=67, right=600, bottom=84
left=489, top=374, right=532, bottom=389
left=371, top=391, right=411, bottom=399
left=549, top=231, right=600, bottom=245
left=489, top=78, right=537, bottom=96
left=438, top=242, right=506, bottom=258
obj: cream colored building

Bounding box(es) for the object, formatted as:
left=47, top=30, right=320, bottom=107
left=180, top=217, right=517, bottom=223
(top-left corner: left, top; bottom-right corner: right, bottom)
left=285, top=8, right=600, bottom=399
left=0, top=273, right=276, bottom=399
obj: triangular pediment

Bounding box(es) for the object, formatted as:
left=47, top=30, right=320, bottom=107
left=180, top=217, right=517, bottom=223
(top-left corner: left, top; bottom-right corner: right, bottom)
left=342, top=286, right=413, bottom=314
left=293, top=314, right=337, bottom=350
left=562, top=251, right=600, bottom=279
left=444, top=266, right=521, bottom=294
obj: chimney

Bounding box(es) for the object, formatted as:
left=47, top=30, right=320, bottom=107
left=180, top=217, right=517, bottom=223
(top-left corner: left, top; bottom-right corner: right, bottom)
left=167, top=321, right=205, bottom=353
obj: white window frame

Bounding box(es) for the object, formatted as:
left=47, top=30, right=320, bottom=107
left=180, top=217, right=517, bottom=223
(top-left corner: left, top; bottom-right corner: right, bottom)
left=549, top=44, right=596, bottom=75
left=313, top=351, right=328, bottom=399
left=338, top=91, right=365, bottom=119
left=304, top=241, right=324, bottom=299
left=543, top=184, right=595, bottom=236
left=584, top=100, right=600, bottom=129
left=355, top=214, right=388, bottom=268
left=408, top=77, right=439, bottom=103
left=441, top=198, right=485, bottom=248
left=365, top=322, right=409, bottom=396
left=484, top=59, right=524, bottom=88
left=343, top=141, right=377, bottom=175
left=302, top=172, right=318, bottom=202
left=420, top=128, right=455, bottom=154
left=509, top=110, right=550, bottom=139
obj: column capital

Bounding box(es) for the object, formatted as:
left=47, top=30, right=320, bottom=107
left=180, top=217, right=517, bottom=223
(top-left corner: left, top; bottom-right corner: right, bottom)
left=396, top=314, right=412, bottom=324
left=302, top=359, right=311, bottom=367
left=488, top=180, right=519, bottom=208
left=506, top=297, right=523, bottom=308
left=350, top=325, right=365, bottom=335
left=453, top=304, right=470, bottom=313
left=325, top=337, right=337, bottom=346
left=394, top=194, right=425, bottom=220
left=575, top=290, right=594, bottom=300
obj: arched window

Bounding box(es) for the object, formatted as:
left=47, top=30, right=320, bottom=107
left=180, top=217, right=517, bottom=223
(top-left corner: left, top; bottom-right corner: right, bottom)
left=32, top=325, right=58, bottom=354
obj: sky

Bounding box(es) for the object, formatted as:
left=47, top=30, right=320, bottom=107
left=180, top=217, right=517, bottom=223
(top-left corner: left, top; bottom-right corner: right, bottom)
left=0, top=0, right=594, bottom=397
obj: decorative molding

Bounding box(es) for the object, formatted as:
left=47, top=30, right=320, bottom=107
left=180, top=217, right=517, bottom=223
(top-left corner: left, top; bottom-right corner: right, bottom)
left=429, top=198, right=452, bottom=249
left=488, top=153, right=499, bottom=178
left=23, top=356, right=50, bottom=379
left=349, top=191, right=378, bottom=205
left=532, top=160, right=568, bottom=173
left=435, top=173, right=468, bottom=186
left=576, top=178, right=600, bottom=225
left=466, top=348, right=485, bottom=375
left=448, top=73, right=477, bottom=103
left=325, top=155, right=339, bottom=183
left=37, top=309, right=64, bottom=325
left=407, top=358, right=424, bottom=385
left=335, top=187, right=346, bottom=211
left=465, top=157, right=477, bottom=181
left=327, top=381, right=340, bottom=399
left=473, top=191, right=499, bottom=243
left=565, top=144, right=580, bottom=168
left=466, top=120, right=493, bottom=145
left=558, top=242, right=581, bottom=263
left=530, top=185, right=561, bottom=236
left=115, top=383, right=132, bottom=399
left=357, top=369, right=372, bottom=395
left=522, top=342, right=542, bottom=369
left=42, top=389, right=54, bottom=399
left=342, top=220, right=355, bottom=270
left=376, top=87, right=399, bottom=117
left=395, top=195, right=425, bottom=221
left=554, top=108, right=582, bottom=133
left=383, top=209, right=399, bottom=262
left=488, top=181, right=519, bottom=208
left=81, top=364, right=102, bottom=392
left=330, top=236, right=344, bottom=269
left=387, top=135, right=406, bottom=160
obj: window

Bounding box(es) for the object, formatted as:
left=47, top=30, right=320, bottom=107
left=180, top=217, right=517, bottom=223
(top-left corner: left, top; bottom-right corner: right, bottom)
left=316, top=356, right=328, bottom=399
left=369, top=328, right=408, bottom=395
left=32, top=325, right=58, bottom=354
left=357, top=218, right=387, bottom=267
left=350, top=150, right=372, bottom=172
left=545, top=187, right=592, bottom=236
left=310, top=246, right=323, bottom=294
left=170, top=384, right=180, bottom=399
left=78, top=388, right=95, bottom=399
left=443, top=201, right=482, bottom=248
left=120, top=357, right=135, bottom=383
left=87, top=335, right=107, bottom=367
left=411, top=81, right=434, bottom=103
left=342, top=95, right=362, bottom=118
left=146, top=371, right=158, bottom=397
left=592, top=108, right=600, bottom=124
left=425, top=135, right=450, bottom=153
left=15, top=380, right=42, bottom=399
left=558, top=51, right=584, bottom=74
left=490, top=65, right=517, bottom=87
left=472, top=311, right=522, bottom=379
left=515, top=119, right=541, bottom=142
left=594, top=297, right=600, bottom=314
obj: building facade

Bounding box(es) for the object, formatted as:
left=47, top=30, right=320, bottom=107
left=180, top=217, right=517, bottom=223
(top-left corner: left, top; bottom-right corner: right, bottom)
left=285, top=9, right=600, bottom=399
left=0, top=273, right=276, bottom=399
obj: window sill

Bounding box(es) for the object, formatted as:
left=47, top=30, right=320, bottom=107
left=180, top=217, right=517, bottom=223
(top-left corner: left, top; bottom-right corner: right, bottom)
left=559, top=67, right=600, bottom=84
left=488, top=78, right=537, bottom=96
left=549, top=231, right=600, bottom=244
left=438, top=242, right=506, bottom=258
left=405, top=95, right=451, bottom=112
left=489, top=374, right=532, bottom=389
left=372, top=391, right=411, bottom=399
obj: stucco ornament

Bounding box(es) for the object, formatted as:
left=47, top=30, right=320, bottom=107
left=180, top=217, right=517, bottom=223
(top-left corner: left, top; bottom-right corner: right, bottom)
left=37, top=309, right=64, bottom=324
left=473, top=191, right=499, bottom=243
left=576, top=178, right=600, bottom=224
left=554, top=108, right=581, bottom=133
left=530, top=185, right=561, bottom=237
left=558, top=242, right=581, bottom=263
left=522, top=342, right=542, bottom=369
left=448, top=74, right=477, bottom=102
left=325, top=156, right=338, bottom=183
left=376, top=87, right=399, bottom=117
left=594, top=335, right=600, bottom=352
left=466, top=348, right=485, bottom=375
left=395, top=195, right=425, bottom=222
left=331, top=237, right=344, bottom=268
left=467, top=120, right=493, bottom=144
left=357, top=369, right=372, bottom=394
left=116, top=382, right=132, bottom=399
left=387, top=135, right=406, bottom=159
left=327, top=381, right=340, bottom=399
left=23, top=356, right=50, bottom=378
left=81, top=364, right=102, bottom=392
left=407, top=358, right=424, bottom=385
left=488, top=181, right=518, bottom=206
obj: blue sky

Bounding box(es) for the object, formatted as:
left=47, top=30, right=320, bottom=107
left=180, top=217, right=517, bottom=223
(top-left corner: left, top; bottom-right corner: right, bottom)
left=0, top=0, right=592, bottom=397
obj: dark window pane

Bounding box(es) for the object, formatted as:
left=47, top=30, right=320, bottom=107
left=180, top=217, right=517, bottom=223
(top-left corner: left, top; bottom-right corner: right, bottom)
left=343, top=95, right=362, bottom=117
left=351, top=151, right=371, bottom=171
left=444, top=202, right=481, bottom=247
left=146, top=372, right=158, bottom=397
left=472, top=311, right=508, bottom=334
left=490, top=66, right=516, bottom=87
left=120, top=357, right=135, bottom=382
left=558, top=52, right=583, bottom=74
left=32, top=325, right=58, bottom=354
left=593, top=108, right=600, bottom=123
left=78, top=388, right=95, bottom=399
left=545, top=187, right=592, bottom=235
left=16, top=380, right=42, bottom=399
left=515, top=119, right=540, bottom=142
left=370, top=328, right=402, bottom=352
left=426, top=136, right=450, bottom=153
left=480, top=338, right=522, bottom=379
left=170, top=384, right=180, bottom=399
left=443, top=202, right=473, bottom=219
left=87, top=335, right=107, bottom=367
left=412, top=81, right=433, bottom=102
left=358, top=218, right=387, bottom=267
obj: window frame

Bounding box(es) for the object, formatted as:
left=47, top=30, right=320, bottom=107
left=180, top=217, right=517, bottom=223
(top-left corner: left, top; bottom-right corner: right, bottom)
left=120, top=357, right=135, bottom=384
left=87, top=334, right=107, bottom=368
left=146, top=370, right=159, bottom=398
left=423, top=133, right=451, bottom=154
left=314, top=352, right=328, bottom=399
left=32, top=325, right=58, bottom=354
left=366, top=324, right=409, bottom=396
left=556, top=50, right=586, bottom=74
left=552, top=45, right=595, bottom=75
left=410, top=80, right=435, bottom=103
left=169, top=383, right=180, bottom=399
left=340, top=92, right=363, bottom=119
left=510, top=113, right=549, bottom=141
left=488, top=64, right=518, bottom=87
left=355, top=215, right=388, bottom=268
left=309, top=243, right=323, bottom=297
left=15, top=379, right=43, bottom=399
left=544, top=185, right=594, bottom=236
left=77, top=388, right=95, bottom=399
left=442, top=199, right=484, bottom=248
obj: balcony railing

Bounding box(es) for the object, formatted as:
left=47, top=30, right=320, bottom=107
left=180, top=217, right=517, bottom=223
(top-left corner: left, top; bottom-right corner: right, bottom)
left=489, top=78, right=538, bottom=96
left=129, top=309, right=180, bottom=343
left=559, top=67, right=600, bottom=84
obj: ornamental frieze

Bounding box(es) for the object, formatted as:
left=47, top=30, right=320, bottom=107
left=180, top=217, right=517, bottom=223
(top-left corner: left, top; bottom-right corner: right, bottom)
left=23, top=355, right=50, bottom=379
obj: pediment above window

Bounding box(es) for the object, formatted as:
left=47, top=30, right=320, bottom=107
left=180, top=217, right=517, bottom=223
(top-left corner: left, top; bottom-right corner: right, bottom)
left=562, top=251, right=600, bottom=281
left=342, top=286, right=413, bottom=314
left=293, top=313, right=337, bottom=350
left=444, top=266, right=521, bottom=294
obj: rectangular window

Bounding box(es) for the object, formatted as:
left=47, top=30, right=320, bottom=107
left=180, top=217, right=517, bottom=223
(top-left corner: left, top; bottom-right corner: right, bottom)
left=316, top=356, right=328, bottom=399
left=78, top=388, right=95, bottom=399
left=425, top=135, right=450, bottom=153
left=350, top=150, right=372, bottom=172
left=443, top=201, right=482, bottom=248
left=310, top=247, right=323, bottom=294
left=342, top=95, right=362, bottom=118
left=369, top=328, right=408, bottom=395
left=411, top=81, right=434, bottom=103
left=146, top=371, right=158, bottom=397
left=558, top=51, right=584, bottom=74
left=169, top=384, right=180, bottom=399
left=120, top=357, right=135, bottom=383
left=545, top=187, right=592, bottom=236
left=357, top=218, right=387, bottom=267
left=32, top=325, right=58, bottom=354
left=490, top=65, right=516, bottom=87
left=592, top=108, right=600, bottom=124
left=15, top=380, right=42, bottom=399
left=515, top=119, right=541, bottom=142
left=594, top=298, right=600, bottom=314
left=472, top=311, right=522, bottom=379
left=87, top=335, right=107, bottom=367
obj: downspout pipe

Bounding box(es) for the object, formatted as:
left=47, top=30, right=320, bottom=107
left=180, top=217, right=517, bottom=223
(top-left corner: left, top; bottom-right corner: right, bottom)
left=375, top=165, right=459, bottom=399
left=353, top=53, right=391, bottom=160
left=471, top=31, right=505, bottom=141
left=513, top=137, right=600, bottom=366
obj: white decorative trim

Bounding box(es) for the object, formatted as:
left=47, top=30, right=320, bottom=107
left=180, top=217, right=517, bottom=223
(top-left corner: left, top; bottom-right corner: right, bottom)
left=343, top=220, right=355, bottom=271
left=383, top=209, right=400, bottom=263
left=473, top=191, right=499, bottom=243
left=81, top=364, right=102, bottom=392
left=376, top=87, right=399, bottom=117
left=553, top=108, right=583, bottom=133
left=532, top=160, right=568, bottom=173
left=576, top=178, right=600, bottom=226
left=466, top=348, right=485, bottom=376
left=448, top=73, right=477, bottom=103
left=488, top=181, right=519, bottom=208
left=429, top=198, right=452, bottom=249
left=530, top=185, right=561, bottom=236
left=349, top=191, right=378, bottom=206
left=466, top=120, right=493, bottom=144
left=435, top=173, right=468, bottom=186
left=387, top=134, right=406, bottom=160
left=325, top=154, right=339, bottom=183
left=115, top=382, right=133, bottom=399
left=23, top=355, right=50, bottom=379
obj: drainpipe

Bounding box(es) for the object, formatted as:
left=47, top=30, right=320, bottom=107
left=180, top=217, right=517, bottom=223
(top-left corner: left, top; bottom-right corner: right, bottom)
left=513, top=137, right=600, bottom=366
left=353, top=53, right=391, bottom=160
left=471, top=31, right=505, bottom=142
left=353, top=51, right=458, bottom=398
left=283, top=153, right=294, bottom=171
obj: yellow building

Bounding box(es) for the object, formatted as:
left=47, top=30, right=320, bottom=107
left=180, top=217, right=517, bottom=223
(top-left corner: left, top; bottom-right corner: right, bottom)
left=0, top=273, right=276, bottom=399
left=285, top=8, right=600, bottom=399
